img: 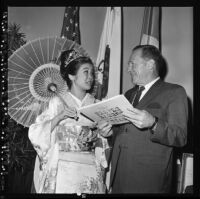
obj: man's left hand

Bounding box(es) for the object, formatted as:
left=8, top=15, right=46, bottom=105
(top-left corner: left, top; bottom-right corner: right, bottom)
left=123, top=108, right=155, bottom=129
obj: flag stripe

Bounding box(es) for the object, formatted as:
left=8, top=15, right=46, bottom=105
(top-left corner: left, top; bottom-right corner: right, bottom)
left=140, top=7, right=161, bottom=50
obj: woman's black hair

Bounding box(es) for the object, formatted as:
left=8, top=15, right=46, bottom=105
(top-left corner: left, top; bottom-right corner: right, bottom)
left=60, top=49, right=95, bottom=91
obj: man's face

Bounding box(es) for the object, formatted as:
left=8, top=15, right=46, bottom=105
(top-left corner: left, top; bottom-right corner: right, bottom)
left=127, top=49, right=149, bottom=85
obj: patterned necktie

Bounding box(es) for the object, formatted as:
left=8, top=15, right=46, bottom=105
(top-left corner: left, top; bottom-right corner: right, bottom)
left=132, top=85, right=145, bottom=107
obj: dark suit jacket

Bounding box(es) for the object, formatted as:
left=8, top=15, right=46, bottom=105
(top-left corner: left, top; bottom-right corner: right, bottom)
left=110, top=79, right=188, bottom=193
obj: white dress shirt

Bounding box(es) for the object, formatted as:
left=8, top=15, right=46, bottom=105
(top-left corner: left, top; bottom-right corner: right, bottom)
left=139, top=77, right=160, bottom=101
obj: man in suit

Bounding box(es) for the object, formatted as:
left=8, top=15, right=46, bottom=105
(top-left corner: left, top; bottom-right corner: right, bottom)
left=110, top=45, right=188, bottom=193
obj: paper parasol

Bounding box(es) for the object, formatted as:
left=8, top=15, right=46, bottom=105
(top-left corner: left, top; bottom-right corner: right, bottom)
left=8, top=36, right=91, bottom=127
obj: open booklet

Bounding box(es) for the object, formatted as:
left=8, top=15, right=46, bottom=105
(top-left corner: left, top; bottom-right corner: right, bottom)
left=78, top=94, right=134, bottom=125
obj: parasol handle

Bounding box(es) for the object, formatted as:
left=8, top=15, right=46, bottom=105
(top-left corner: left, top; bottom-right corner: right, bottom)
left=47, top=83, right=78, bottom=120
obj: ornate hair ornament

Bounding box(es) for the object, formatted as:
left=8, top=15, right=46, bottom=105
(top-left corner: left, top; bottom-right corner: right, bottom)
left=64, top=49, right=83, bottom=68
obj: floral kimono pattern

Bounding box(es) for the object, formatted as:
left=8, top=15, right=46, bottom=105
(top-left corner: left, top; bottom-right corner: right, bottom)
left=29, top=93, right=110, bottom=194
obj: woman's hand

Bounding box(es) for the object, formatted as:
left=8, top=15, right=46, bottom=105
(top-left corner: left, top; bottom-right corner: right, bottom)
left=96, top=121, right=113, bottom=137
left=51, top=107, right=77, bottom=131
left=60, top=107, right=78, bottom=121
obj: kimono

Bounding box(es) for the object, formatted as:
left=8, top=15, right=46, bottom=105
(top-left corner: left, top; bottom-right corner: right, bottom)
left=29, top=92, right=109, bottom=194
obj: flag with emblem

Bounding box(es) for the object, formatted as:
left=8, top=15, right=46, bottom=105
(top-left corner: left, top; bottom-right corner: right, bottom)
left=60, top=6, right=81, bottom=44
left=94, top=7, right=122, bottom=191
left=140, top=7, right=162, bottom=50
left=95, top=7, right=122, bottom=100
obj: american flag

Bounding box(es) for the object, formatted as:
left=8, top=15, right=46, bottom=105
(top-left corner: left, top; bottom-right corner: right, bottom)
left=60, top=7, right=81, bottom=44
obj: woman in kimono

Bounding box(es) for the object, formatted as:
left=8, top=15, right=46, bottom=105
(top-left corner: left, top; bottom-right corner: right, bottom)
left=29, top=49, right=112, bottom=194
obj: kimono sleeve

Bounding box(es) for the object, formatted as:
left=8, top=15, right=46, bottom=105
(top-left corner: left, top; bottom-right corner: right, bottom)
left=28, top=97, right=63, bottom=157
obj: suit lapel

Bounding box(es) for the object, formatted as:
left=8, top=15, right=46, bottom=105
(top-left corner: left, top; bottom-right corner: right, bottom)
left=136, top=79, right=163, bottom=108
left=126, top=86, right=138, bottom=104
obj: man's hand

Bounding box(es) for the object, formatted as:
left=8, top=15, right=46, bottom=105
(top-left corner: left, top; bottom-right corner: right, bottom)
left=123, top=108, right=155, bottom=129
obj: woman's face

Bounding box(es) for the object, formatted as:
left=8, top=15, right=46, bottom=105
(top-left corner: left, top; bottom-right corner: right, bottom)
left=71, top=63, right=94, bottom=92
